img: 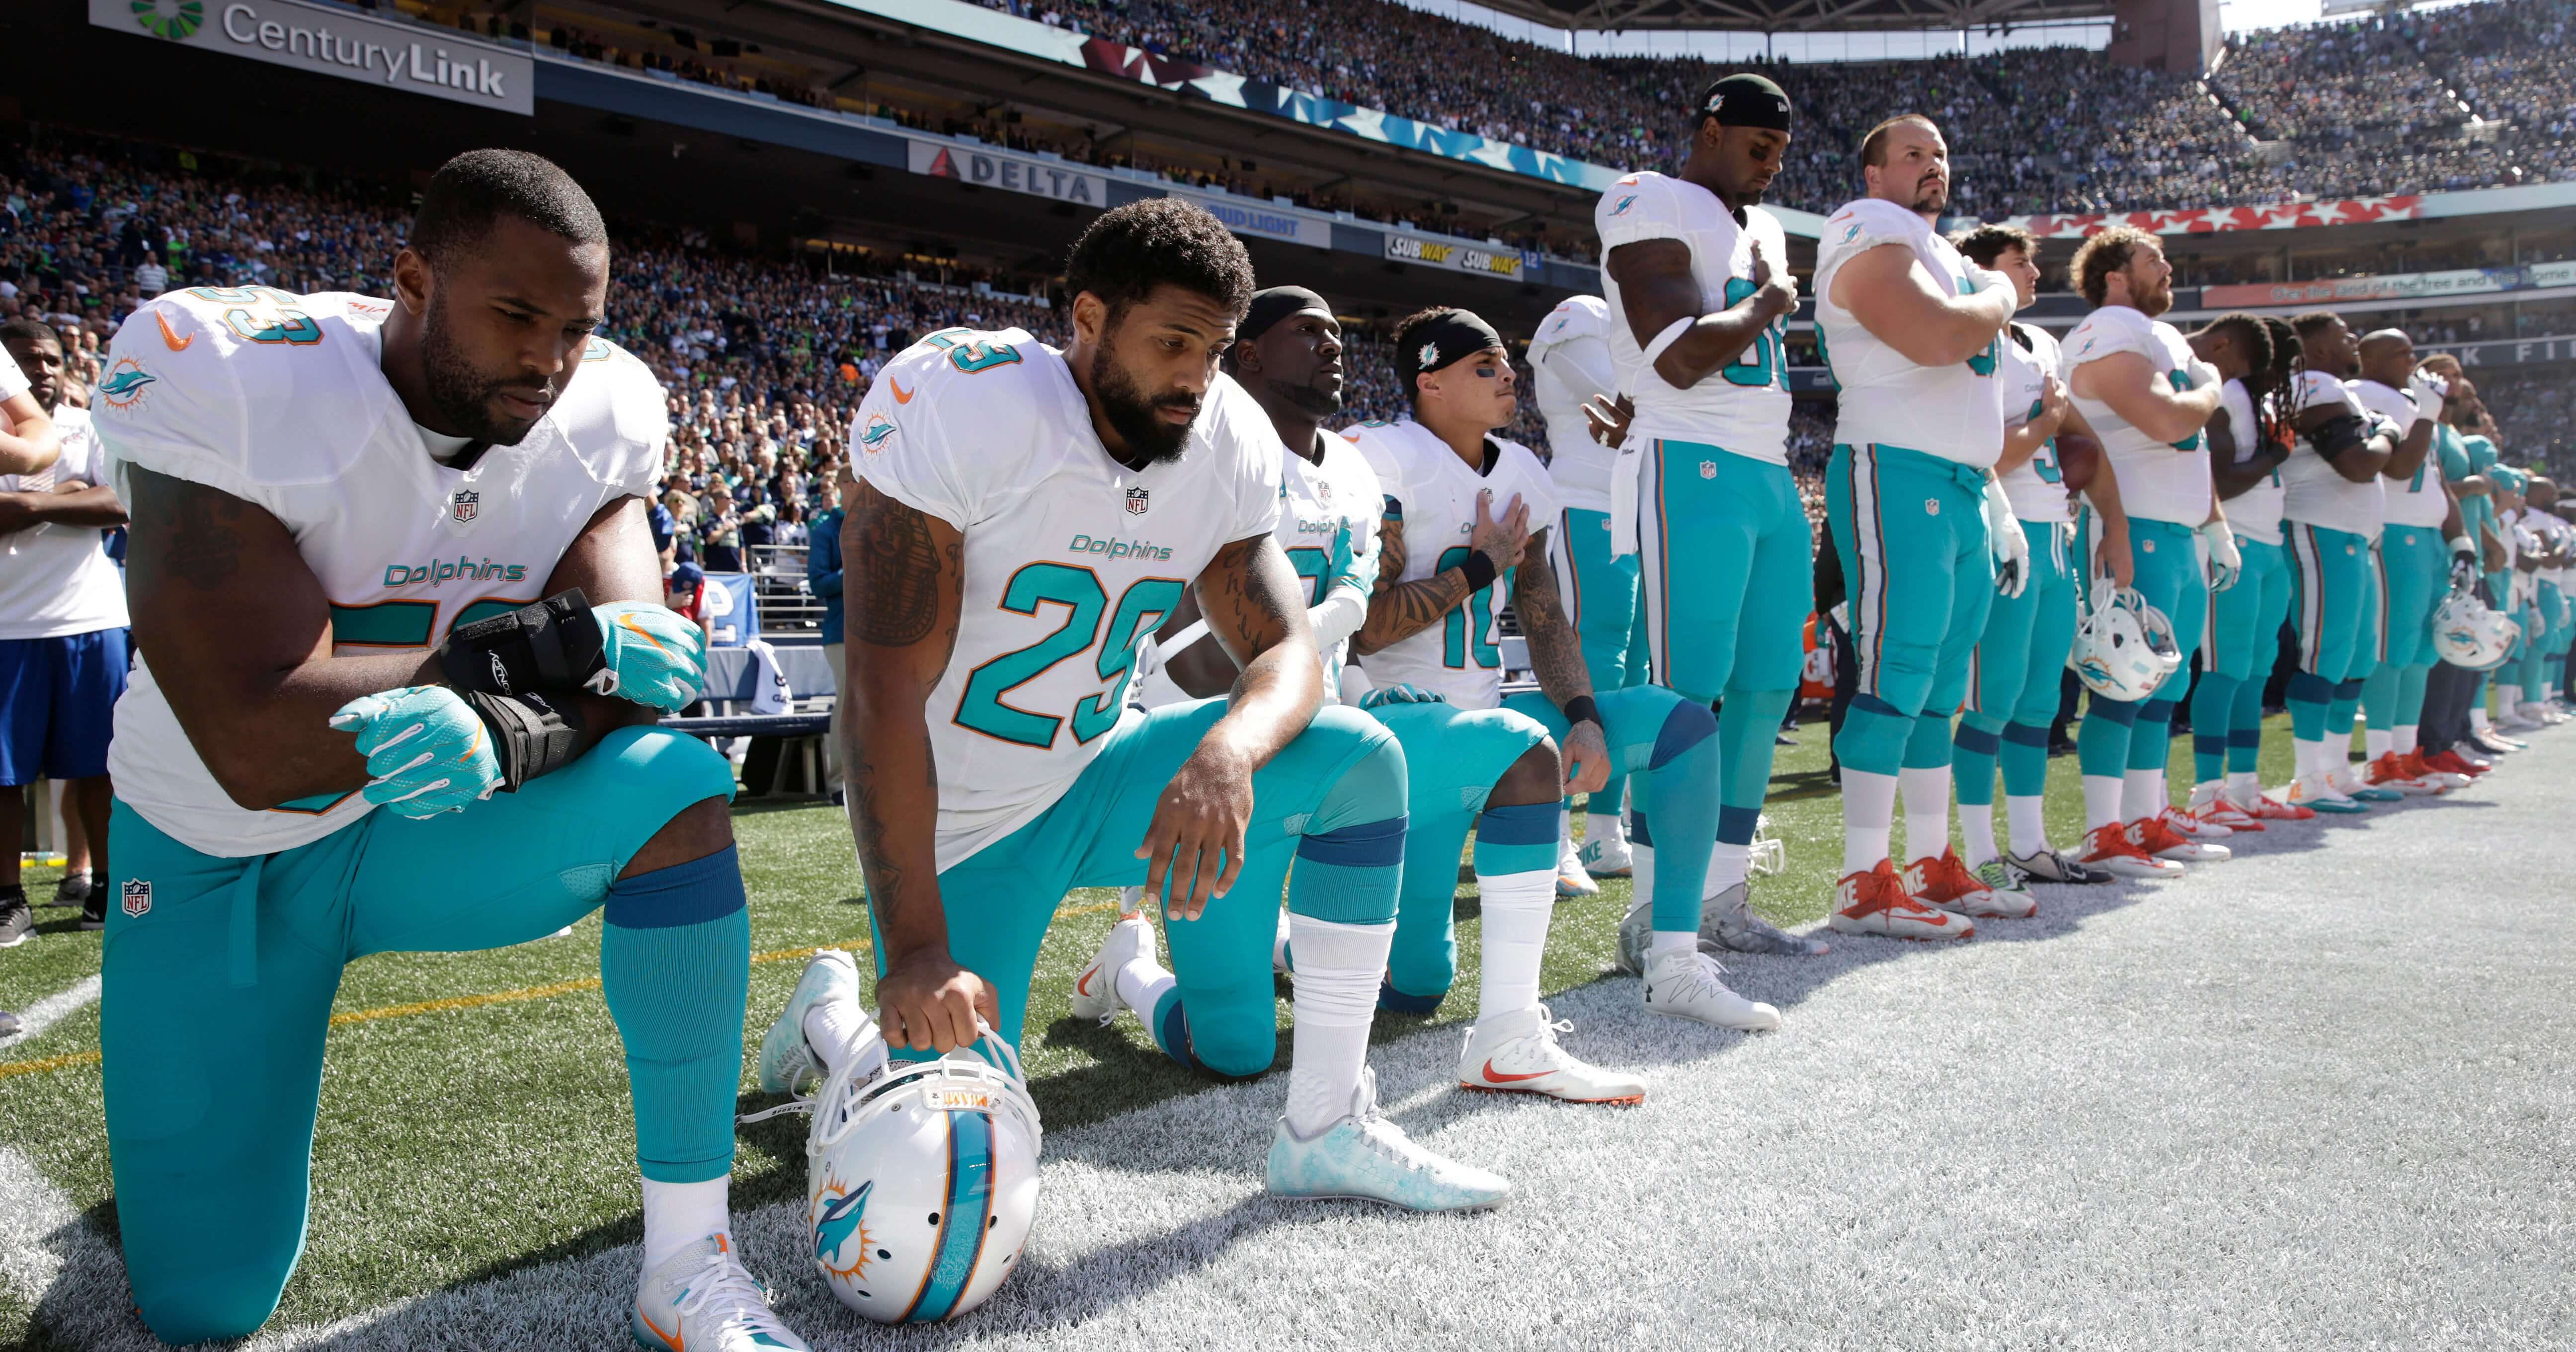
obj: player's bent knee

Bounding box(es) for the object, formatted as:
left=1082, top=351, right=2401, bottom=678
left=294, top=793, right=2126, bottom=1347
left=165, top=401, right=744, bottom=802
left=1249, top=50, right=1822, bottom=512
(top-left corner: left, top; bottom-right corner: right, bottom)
left=1307, top=705, right=1408, bottom=827
left=1490, top=741, right=1561, bottom=806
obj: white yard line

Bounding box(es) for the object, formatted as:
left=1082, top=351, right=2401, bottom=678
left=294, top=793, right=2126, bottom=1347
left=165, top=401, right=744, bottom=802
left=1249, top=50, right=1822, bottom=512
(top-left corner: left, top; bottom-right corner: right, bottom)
left=0, top=974, right=102, bottom=1052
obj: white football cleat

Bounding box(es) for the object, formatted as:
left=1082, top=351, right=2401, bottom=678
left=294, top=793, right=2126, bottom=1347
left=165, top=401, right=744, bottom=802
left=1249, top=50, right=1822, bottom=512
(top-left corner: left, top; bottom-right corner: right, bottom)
left=1576, top=822, right=1633, bottom=878
left=1641, top=948, right=1782, bottom=1031
left=757, top=949, right=862, bottom=1095
left=2284, top=774, right=2368, bottom=814
left=633, top=1235, right=811, bottom=1352
left=1554, top=832, right=1599, bottom=898
left=1457, top=1005, right=1646, bottom=1104
left=1070, top=912, right=1154, bottom=1024
left=2327, top=765, right=2403, bottom=803
left=1268, top=1068, right=1511, bottom=1212
left=2493, top=708, right=2543, bottom=733
left=2187, top=782, right=2262, bottom=832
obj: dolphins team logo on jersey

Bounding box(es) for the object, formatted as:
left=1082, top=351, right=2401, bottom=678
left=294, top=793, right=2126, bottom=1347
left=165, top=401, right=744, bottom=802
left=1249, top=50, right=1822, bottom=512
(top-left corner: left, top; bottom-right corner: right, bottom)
left=451, top=490, right=480, bottom=525
left=99, top=357, right=157, bottom=411
left=860, top=412, right=898, bottom=453
left=1608, top=194, right=1638, bottom=218
left=1126, top=486, right=1151, bottom=516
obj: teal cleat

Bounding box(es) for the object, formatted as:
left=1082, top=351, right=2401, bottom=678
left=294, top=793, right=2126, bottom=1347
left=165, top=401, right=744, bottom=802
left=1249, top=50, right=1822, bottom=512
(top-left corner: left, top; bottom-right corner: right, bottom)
left=757, top=949, right=860, bottom=1095
left=1267, top=1069, right=1510, bottom=1213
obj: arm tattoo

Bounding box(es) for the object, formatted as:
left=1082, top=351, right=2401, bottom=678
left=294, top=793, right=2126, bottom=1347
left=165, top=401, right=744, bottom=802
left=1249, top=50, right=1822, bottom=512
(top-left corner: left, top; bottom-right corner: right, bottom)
left=847, top=484, right=945, bottom=647
left=1201, top=536, right=1301, bottom=664
left=1513, top=539, right=1594, bottom=706
left=850, top=744, right=932, bottom=924
left=1356, top=514, right=1472, bottom=654
left=138, top=467, right=249, bottom=591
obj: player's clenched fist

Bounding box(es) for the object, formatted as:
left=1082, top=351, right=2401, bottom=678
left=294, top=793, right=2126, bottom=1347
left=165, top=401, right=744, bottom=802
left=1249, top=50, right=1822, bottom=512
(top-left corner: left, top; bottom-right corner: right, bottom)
left=874, top=950, right=999, bottom=1054
left=593, top=600, right=708, bottom=712
left=329, top=686, right=503, bottom=816
left=1137, top=741, right=1257, bottom=921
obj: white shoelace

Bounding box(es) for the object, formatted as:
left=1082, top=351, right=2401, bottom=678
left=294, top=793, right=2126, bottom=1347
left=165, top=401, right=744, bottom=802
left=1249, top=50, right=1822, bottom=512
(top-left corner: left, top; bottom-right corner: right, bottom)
left=672, top=1247, right=795, bottom=1340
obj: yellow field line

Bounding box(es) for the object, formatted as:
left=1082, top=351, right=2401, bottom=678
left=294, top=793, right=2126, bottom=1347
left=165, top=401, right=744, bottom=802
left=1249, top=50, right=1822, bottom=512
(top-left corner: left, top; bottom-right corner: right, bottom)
left=0, top=897, right=1132, bottom=1083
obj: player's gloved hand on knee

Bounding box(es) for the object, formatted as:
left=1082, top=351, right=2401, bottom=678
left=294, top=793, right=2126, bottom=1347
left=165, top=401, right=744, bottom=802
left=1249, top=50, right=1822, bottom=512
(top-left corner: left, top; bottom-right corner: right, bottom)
left=1982, top=475, right=2028, bottom=598
left=2200, top=519, right=2243, bottom=592
left=592, top=601, right=709, bottom=712
left=330, top=686, right=502, bottom=817
left=1358, top=682, right=1447, bottom=710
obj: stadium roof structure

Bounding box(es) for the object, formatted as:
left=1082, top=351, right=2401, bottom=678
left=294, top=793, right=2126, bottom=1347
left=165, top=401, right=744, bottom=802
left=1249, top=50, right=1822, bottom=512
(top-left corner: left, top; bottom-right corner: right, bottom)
left=1480, top=0, right=2118, bottom=32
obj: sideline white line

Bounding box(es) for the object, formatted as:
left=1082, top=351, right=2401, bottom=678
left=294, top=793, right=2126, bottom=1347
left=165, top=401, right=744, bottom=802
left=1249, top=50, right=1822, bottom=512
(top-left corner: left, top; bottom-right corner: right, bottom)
left=0, top=974, right=103, bottom=1052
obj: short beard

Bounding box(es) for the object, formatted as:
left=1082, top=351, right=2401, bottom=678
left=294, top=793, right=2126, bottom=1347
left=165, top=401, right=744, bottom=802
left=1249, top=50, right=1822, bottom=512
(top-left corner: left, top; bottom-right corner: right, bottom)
left=1264, top=374, right=1343, bottom=420
left=1091, top=342, right=1198, bottom=466
left=2132, top=282, right=2173, bottom=318
left=1911, top=180, right=1947, bottom=215
left=422, top=289, right=540, bottom=445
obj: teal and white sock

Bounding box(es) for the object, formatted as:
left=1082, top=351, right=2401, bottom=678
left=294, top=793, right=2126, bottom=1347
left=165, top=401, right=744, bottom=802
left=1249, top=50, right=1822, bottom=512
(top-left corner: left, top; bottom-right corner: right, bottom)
left=1472, top=803, right=1558, bottom=1020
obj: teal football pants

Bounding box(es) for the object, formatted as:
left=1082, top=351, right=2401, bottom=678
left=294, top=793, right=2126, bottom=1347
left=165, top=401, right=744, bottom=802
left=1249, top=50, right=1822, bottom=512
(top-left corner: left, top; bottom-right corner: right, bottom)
left=2071, top=512, right=2208, bottom=782
left=101, top=727, right=742, bottom=1345
left=2361, top=526, right=2448, bottom=736
left=1637, top=441, right=1806, bottom=850
left=1549, top=506, right=1651, bottom=822
left=2193, top=538, right=2291, bottom=780
left=898, top=700, right=1406, bottom=1078
left=1828, top=442, right=1995, bottom=778
left=1376, top=687, right=1717, bottom=1009
left=2286, top=522, right=2380, bottom=745
left=1955, top=517, right=2077, bottom=806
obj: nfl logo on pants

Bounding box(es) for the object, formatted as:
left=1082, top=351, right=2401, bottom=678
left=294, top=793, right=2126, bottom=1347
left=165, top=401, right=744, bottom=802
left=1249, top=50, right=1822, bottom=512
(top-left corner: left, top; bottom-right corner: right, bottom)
left=122, top=879, right=153, bottom=918
left=1126, top=486, right=1150, bottom=516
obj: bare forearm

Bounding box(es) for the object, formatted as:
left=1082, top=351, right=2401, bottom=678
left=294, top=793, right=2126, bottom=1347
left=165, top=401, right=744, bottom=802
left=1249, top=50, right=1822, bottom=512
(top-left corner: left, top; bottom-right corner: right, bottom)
left=1357, top=571, right=1472, bottom=653
left=4, top=486, right=126, bottom=527
left=846, top=691, right=950, bottom=963
left=0, top=408, right=58, bottom=477
left=1655, top=298, right=1778, bottom=390
left=1207, top=639, right=1323, bottom=769
left=1514, top=557, right=1593, bottom=706
left=1996, top=423, right=2052, bottom=477
left=2383, top=422, right=2434, bottom=481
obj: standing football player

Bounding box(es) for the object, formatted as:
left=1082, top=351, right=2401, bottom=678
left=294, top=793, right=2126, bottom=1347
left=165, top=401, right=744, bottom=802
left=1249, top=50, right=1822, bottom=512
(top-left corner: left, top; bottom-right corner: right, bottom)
left=1595, top=73, right=1836, bottom=956
left=1813, top=113, right=2028, bottom=936
left=769, top=202, right=1508, bottom=1216
left=2061, top=230, right=2265, bottom=872
left=94, top=152, right=809, bottom=1350
left=2345, top=329, right=2468, bottom=789
left=1945, top=224, right=2112, bottom=893
left=1348, top=307, right=1778, bottom=1031
left=1526, top=292, right=1645, bottom=888
left=2277, top=312, right=2407, bottom=810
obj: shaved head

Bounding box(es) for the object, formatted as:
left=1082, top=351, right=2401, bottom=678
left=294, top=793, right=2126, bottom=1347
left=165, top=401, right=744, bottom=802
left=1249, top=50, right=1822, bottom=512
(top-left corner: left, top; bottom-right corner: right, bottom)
left=2356, top=328, right=2415, bottom=385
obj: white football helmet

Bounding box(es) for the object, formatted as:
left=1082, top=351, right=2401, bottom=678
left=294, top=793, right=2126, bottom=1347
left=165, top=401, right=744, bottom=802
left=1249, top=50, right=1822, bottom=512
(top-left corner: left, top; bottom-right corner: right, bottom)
left=805, top=1027, right=1043, bottom=1325
left=2431, top=585, right=2520, bottom=672
left=2069, top=581, right=2181, bottom=702
left=1749, top=812, right=1785, bottom=877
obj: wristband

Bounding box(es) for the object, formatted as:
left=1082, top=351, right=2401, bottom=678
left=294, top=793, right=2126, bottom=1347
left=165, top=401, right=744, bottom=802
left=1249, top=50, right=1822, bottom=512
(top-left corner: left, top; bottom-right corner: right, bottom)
left=1560, top=695, right=1601, bottom=728
left=1455, top=551, right=1498, bottom=592
left=440, top=589, right=613, bottom=700
left=2449, top=535, right=2475, bottom=559
left=462, top=689, right=586, bottom=790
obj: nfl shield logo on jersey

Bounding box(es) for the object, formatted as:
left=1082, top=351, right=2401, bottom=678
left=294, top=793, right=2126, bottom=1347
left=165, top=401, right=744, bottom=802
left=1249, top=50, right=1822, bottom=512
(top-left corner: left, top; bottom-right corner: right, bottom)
left=1126, top=486, right=1150, bottom=516
left=451, top=489, right=480, bottom=525
left=122, top=879, right=152, bottom=919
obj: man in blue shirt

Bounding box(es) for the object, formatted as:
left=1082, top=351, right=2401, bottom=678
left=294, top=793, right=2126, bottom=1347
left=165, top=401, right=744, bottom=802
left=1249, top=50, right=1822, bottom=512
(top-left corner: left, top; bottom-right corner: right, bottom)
left=805, top=466, right=847, bottom=804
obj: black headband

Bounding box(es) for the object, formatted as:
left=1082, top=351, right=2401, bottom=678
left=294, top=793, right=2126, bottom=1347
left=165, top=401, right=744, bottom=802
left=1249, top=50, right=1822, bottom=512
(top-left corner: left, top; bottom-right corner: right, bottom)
left=1701, top=74, right=1791, bottom=132
left=1395, top=309, right=1506, bottom=391
left=1239, top=286, right=1331, bottom=344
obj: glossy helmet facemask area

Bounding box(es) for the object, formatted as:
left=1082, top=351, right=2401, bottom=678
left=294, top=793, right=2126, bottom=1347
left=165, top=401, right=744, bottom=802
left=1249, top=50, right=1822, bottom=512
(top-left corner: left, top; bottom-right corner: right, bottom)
left=804, top=1025, right=1044, bottom=1325
left=2068, top=579, right=2181, bottom=702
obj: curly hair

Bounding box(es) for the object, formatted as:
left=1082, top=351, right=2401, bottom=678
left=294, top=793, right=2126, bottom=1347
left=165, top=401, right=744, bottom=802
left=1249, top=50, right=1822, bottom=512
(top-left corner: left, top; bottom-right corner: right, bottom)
left=1951, top=223, right=2037, bottom=268
left=1062, top=198, right=1254, bottom=324
left=2067, top=225, right=2161, bottom=310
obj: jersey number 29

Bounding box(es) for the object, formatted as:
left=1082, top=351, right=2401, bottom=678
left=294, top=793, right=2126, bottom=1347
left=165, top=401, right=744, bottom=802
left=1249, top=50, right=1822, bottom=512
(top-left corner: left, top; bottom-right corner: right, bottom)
left=955, top=564, right=1186, bottom=747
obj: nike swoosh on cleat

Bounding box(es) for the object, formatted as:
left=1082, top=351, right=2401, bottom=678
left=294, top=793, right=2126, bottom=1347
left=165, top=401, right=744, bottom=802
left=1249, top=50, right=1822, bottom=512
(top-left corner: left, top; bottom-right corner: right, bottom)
left=1479, top=1059, right=1556, bottom=1084
left=638, top=1310, right=683, bottom=1350
left=1076, top=967, right=1096, bottom=997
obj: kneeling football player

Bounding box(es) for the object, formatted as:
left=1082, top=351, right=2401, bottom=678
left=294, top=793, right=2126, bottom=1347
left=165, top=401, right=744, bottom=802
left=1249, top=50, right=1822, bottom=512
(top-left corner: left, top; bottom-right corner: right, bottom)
left=97, top=152, right=805, bottom=1349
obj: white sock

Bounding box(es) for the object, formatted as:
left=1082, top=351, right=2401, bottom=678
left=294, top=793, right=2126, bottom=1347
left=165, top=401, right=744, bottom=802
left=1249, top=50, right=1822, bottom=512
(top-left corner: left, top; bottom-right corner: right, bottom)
left=640, top=1178, right=730, bottom=1272
left=2471, top=707, right=2492, bottom=732
left=2364, top=728, right=2392, bottom=760
left=1649, top=930, right=1695, bottom=962
left=1115, top=956, right=1175, bottom=1017
left=2293, top=737, right=2324, bottom=781
left=2227, top=769, right=2260, bottom=801
left=1473, top=867, right=1554, bottom=1020
left=1707, top=841, right=1750, bottom=895
left=2120, top=768, right=2164, bottom=823
left=1840, top=769, right=1898, bottom=874
left=802, top=996, right=874, bottom=1078
left=2005, top=794, right=2048, bottom=855
left=2081, top=774, right=2125, bottom=833
left=2394, top=724, right=2418, bottom=756
left=1272, top=909, right=1292, bottom=971
left=1899, top=764, right=1952, bottom=863
left=1585, top=810, right=1625, bottom=850
left=2498, top=685, right=2522, bottom=716
left=1283, top=915, right=1392, bottom=1137
left=1959, top=801, right=1999, bottom=868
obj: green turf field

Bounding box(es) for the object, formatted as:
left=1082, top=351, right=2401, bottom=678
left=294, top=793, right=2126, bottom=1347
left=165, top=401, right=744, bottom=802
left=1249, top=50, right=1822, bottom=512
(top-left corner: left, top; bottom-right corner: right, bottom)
left=0, top=712, right=2317, bottom=1345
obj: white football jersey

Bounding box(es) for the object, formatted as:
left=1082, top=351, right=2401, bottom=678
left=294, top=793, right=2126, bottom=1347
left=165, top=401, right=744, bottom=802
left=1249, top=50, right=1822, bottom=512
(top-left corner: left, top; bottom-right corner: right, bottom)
left=1593, top=173, right=1792, bottom=464
left=1813, top=197, right=2005, bottom=467
left=1131, top=430, right=1382, bottom=710
left=2217, top=378, right=2285, bottom=548
left=1527, top=295, right=1619, bottom=513
left=2348, top=378, right=2449, bottom=530
left=1345, top=418, right=1557, bottom=711
left=2063, top=305, right=2212, bottom=528
left=2280, top=372, right=2386, bottom=539
left=0, top=343, right=25, bottom=402
left=94, top=286, right=668, bottom=858
left=1995, top=322, right=2070, bottom=524
left=851, top=330, right=1281, bottom=871
left=0, top=406, right=129, bottom=640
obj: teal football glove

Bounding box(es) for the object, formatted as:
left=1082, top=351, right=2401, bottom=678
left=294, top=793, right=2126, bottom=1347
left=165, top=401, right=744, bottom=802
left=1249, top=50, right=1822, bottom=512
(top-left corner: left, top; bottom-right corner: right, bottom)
left=1358, top=682, right=1448, bottom=710
left=593, top=601, right=708, bottom=713
left=329, top=686, right=503, bottom=817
